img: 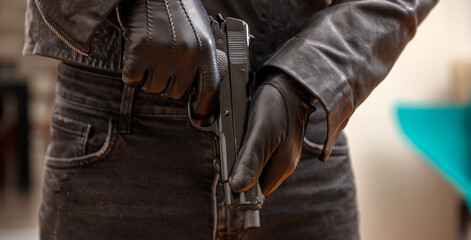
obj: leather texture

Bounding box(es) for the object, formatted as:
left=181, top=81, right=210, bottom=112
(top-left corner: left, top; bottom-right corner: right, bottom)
left=23, top=0, right=439, bottom=161
left=32, top=0, right=120, bottom=53
left=229, top=70, right=314, bottom=196
left=117, top=0, right=219, bottom=124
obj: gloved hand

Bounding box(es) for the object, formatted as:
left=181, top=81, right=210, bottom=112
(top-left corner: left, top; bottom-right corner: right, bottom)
left=229, top=70, right=315, bottom=197
left=118, top=0, right=219, bottom=125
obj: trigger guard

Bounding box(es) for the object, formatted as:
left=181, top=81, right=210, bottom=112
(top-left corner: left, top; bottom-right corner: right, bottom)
left=187, top=94, right=219, bottom=133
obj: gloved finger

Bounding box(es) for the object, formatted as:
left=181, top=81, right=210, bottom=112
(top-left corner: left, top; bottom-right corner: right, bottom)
left=141, top=42, right=176, bottom=93
left=190, top=60, right=219, bottom=126
left=229, top=123, right=269, bottom=193
left=141, top=65, right=173, bottom=94
left=229, top=86, right=287, bottom=193
left=258, top=145, right=300, bottom=196
left=122, top=55, right=146, bottom=88
left=164, top=0, right=199, bottom=99
left=167, top=67, right=198, bottom=100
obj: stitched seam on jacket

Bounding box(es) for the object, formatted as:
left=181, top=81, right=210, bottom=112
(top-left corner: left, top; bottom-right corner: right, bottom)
left=105, top=19, right=122, bottom=31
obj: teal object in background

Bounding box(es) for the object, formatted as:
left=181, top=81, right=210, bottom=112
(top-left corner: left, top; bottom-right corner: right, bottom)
left=397, top=102, right=471, bottom=209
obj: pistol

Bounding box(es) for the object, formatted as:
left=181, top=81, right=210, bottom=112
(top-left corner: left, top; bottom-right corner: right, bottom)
left=188, top=15, right=265, bottom=228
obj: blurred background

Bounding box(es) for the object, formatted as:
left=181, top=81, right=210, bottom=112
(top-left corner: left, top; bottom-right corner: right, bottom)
left=0, top=0, right=470, bottom=239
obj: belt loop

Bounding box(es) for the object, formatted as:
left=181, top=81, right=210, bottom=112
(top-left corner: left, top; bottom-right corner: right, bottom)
left=118, top=84, right=135, bottom=134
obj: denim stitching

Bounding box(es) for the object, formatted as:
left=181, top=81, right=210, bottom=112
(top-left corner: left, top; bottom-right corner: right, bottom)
left=119, top=85, right=135, bottom=134
left=50, top=122, right=88, bottom=137
left=53, top=202, right=61, bottom=240
left=212, top=173, right=219, bottom=240
left=81, top=124, right=91, bottom=155
left=45, top=117, right=117, bottom=169
left=56, top=93, right=188, bottom=118
left=50, top=114, right=91, bottom=156
left=134, top=113, right=187, bottom=118
left=126, top=88, right=135, bottom=131
left=59, top=63, right=122, bottom=80
left=56, top=93, right=115, bottom=113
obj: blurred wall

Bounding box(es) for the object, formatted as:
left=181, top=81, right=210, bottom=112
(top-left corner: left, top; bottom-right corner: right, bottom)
left=345, top=0, right=471, bottom=239
left=0, top=0, right=57, bottom=229
left=0, top=0, right=57, bottom=186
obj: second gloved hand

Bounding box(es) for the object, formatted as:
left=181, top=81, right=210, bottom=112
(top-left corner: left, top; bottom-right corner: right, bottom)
left=118, top=0, right=219, bottom=125
left=229, top=70, right=315, bottom=197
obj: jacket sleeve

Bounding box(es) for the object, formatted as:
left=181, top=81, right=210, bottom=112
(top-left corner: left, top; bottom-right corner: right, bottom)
left=262, top=0, right=439, bottom=161
left=33, top=0, right=121, bottom=54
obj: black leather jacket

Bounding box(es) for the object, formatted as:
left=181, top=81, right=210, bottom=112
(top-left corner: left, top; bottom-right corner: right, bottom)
left=23, top=0, right=438, bottom=160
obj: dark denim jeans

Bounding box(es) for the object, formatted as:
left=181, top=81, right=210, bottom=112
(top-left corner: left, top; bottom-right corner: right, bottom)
left=39, top=62, right=359, bottom=240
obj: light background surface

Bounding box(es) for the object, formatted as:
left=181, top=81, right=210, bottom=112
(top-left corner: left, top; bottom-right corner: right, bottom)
left=346, top=0, right=471, bottom=239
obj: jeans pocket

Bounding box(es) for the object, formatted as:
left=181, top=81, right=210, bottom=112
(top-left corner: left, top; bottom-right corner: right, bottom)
left=301, top=118, right=348, bottom=159
left=45, top=112, right=115, bottom=169
left=302, top=135, right=348, bottom=158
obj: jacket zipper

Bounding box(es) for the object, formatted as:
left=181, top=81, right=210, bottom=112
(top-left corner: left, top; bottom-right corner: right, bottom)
left=41, top=15, right=89, bottom=56
left=106, top=19, right=122, bottom=31
left=34, top=0, right=89, bottom=56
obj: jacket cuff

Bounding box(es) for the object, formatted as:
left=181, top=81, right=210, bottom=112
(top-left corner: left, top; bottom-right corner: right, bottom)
left=263, top=36, right=354, bottom=161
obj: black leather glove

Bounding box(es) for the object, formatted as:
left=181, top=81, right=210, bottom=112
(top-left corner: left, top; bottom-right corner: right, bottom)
left=229, top=70, right=315, bottom=196
left=118, top=0, right=219, bottom=125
